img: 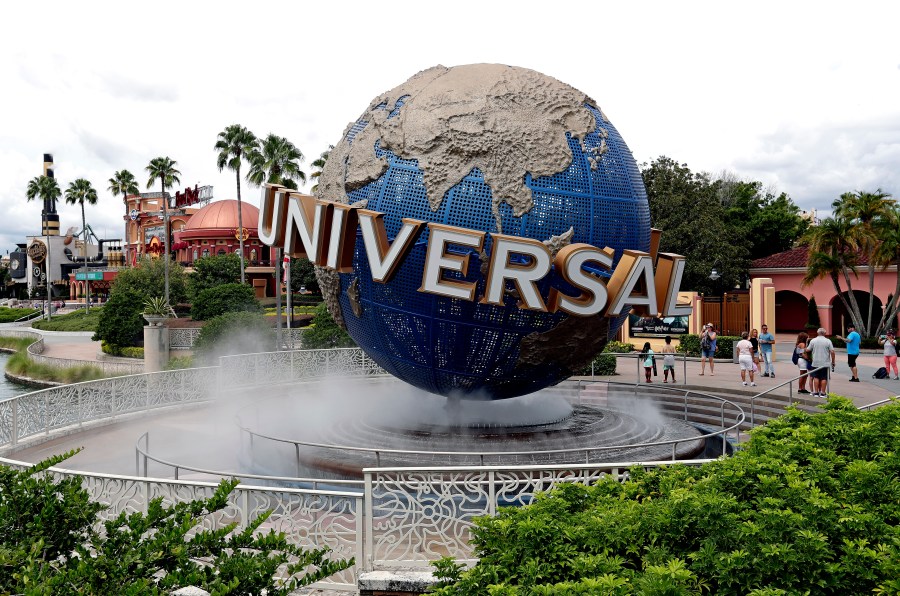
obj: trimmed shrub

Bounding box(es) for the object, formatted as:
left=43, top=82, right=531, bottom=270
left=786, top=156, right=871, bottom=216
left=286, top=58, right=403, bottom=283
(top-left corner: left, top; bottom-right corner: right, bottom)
left=93, top=289, right=145, bottom=348
left=302, top=303, right=356, bottom=349
left=165, top=355, right=194, bottom=370
left=101, top=342, right=144, bottom=359
left=434, top=397, right=900, bottom=595
left=31, top=307, right=103, bottom=332
left=190, top=283, right=261, bottom=321
left=579, top=341, right=636, bottom=376
left=677, top=333, right=738, bottom=357
left=0, top=307, right=39, bottom=323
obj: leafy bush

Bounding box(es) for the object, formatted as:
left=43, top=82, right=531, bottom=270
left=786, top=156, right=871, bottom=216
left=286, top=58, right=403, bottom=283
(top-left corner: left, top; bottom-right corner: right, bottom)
left=302, top=303, right=356, bottom=349
left=165, top=355, right=195, bottom=370
left=101, top=342, right=144, bottom=359
left=677, top=333, right=739, bottom=357
left=579, top=341, right=636, bottom=376
left=188, top=253, right=242, bottom=299
left=829, top=335, right=882, bottom=350
left=111, top=256, right=188, bottom=304
left=433, top=397, right=900, bottom=595
left=32, top=307, right=104, bottom=331
left=194, top=311, right=273, bottom=363
left=0, top=451, right=352, bottom=594
left=190, top=283, right=261, bottom=321
left=93, top=289, right=145, bottom=348
left=0, top=307, right=39, bottom=323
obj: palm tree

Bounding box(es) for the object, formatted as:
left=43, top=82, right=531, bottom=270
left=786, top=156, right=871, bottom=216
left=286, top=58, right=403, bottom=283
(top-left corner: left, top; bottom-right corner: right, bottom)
left=802, top=217, right=866, bottom=332
left=65, top=179, right=99, bottom=312
left=145, top=157, right=181, bottom=304
left=247, top=134, right=306, bottom=190
left=215, top=124, right=259, bottom=285
left=108, top=170, right=140, bottom=266
left=872, top=205, right=900, bottom=335
left=25, top=175, right=61, bottom=305
left=832, top=189, right=895, bottom=335
left=309, top=145, right=333, bottom=194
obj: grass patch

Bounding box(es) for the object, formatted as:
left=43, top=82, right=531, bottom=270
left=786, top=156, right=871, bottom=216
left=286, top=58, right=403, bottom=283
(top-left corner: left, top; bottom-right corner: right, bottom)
left=0, top=307, right=39, bottom=323
left=31, top=307, right=103, bottom=332
left=0, top=336, right=36, bottom=352
left=5, top=351, right=108, bottom=383
left=262, top=305, right=318, bottom=316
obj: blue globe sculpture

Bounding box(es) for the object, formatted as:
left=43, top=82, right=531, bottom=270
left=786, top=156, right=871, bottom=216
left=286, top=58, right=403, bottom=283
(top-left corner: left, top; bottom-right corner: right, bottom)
left=316, top=64, right=651, bottom=399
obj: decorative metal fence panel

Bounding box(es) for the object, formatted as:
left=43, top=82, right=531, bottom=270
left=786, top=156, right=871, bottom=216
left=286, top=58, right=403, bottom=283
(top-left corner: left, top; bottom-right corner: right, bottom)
left=169, top=327, right=201, bottom=349
left=218, top=348, right=385, bottom=389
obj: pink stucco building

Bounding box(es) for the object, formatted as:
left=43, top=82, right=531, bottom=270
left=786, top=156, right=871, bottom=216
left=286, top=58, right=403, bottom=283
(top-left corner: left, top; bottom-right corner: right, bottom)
left=749, top=246, right=899, bottom=335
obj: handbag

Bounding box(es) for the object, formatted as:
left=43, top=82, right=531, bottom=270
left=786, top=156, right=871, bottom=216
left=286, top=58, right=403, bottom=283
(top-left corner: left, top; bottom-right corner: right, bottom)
left=752, top=361, right=758, bottom=373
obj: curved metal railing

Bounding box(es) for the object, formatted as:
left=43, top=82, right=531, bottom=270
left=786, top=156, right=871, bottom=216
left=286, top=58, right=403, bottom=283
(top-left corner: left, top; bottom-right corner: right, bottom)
left=229, top=378, right=743, bottom=473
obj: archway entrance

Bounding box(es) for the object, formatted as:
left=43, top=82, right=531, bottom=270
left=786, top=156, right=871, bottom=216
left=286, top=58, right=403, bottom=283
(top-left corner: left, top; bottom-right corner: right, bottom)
left=774, top=290, right=809, bottom=333
left=831, top=290, right=883, bottom=337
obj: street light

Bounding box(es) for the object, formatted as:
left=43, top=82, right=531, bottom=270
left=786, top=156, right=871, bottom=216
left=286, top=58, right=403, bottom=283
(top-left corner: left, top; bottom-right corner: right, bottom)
left=710, top=266, right=723, bottom=332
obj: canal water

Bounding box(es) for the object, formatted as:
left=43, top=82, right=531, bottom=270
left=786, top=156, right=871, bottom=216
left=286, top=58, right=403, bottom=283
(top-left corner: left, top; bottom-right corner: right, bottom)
left=0, top=352, right=29, bottom=400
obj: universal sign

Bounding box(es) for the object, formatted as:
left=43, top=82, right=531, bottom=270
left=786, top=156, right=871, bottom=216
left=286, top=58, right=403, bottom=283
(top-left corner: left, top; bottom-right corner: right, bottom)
left=258, top=184, right=692, bottom=319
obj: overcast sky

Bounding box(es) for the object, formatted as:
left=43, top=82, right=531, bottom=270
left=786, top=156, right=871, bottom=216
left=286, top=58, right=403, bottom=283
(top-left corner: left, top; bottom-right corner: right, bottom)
left=2, top=0, right=898, bottom=253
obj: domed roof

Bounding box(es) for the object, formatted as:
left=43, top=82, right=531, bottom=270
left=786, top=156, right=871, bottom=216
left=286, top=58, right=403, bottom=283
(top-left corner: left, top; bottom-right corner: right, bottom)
left=184, top=199, right=259, bottom=231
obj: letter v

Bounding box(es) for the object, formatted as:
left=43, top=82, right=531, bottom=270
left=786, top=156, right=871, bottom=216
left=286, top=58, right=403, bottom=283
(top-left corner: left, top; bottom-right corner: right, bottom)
left=358, top=209, right=425, bottom=283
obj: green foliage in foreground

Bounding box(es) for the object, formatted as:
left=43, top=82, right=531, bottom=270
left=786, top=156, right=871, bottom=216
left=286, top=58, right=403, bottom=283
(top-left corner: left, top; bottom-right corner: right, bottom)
left=0, top=306, right=39, bottom=323
left=31, top=307, right=103, bottom=331
left=302, top=303, right=356, bottom=349
left=0, top=451, right=353, bottom=595
left=0, top=336, right=35, bottom=352
left=433, top=397, right=900, bottom=595
left=5, top=351, right=108, bottom=383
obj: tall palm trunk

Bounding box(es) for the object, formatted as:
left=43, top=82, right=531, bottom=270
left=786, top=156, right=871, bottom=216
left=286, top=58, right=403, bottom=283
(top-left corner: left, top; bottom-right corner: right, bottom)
left=236, top=168, right=245, bottom=284
left=867, top=262, right=876, bottom=336
left=839, top=266, right=866, bottom=331
left=161, top=181, right=169, bottom=304
left=82, top=203, right=90, bottom=313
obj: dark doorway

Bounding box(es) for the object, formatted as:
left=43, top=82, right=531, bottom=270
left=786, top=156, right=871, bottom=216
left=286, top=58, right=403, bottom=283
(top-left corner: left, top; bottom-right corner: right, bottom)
left=774, top=290, right=809, bottom=333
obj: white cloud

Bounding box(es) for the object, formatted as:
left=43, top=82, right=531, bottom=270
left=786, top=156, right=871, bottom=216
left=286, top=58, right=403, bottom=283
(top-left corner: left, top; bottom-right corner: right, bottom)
left=1, top=0, right=899, bottom=251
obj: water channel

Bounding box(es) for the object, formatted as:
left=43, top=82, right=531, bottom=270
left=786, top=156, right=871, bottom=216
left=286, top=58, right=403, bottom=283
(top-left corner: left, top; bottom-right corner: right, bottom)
left=0, top=352, right=29, bottom=400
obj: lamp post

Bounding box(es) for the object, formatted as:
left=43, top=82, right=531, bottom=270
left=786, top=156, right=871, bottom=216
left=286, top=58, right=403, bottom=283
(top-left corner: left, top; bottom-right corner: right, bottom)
left=710, top=266, right=722, bottom=333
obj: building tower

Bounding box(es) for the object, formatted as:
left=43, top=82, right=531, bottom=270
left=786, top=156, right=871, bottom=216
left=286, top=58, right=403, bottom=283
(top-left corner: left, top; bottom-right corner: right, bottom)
left=42, top=153, right=60, bottom=236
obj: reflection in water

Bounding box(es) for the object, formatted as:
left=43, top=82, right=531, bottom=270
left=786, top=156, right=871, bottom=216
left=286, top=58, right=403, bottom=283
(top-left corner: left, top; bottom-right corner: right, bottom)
left=0, top=353, right=29, bottom=400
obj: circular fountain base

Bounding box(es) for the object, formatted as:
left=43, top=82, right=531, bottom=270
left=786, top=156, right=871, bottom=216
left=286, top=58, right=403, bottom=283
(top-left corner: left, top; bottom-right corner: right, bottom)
left=239, top=380, right=705, bottom=479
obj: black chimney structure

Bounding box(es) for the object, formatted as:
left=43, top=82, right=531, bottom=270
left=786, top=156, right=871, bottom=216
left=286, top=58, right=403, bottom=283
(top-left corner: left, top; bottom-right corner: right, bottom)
left=42, top=153, right=60, bottom=236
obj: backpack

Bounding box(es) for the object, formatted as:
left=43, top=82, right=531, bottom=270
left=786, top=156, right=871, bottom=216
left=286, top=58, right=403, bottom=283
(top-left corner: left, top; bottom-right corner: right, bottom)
left=791, top=348, right=800, bottom=365
left=873, top=367, right=889, bottom=379
left=700, top=333, right=711, bottom=351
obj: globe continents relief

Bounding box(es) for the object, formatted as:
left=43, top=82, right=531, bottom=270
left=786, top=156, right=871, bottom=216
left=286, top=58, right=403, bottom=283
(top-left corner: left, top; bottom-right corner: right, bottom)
left=316, top=64, right=651, bottom=400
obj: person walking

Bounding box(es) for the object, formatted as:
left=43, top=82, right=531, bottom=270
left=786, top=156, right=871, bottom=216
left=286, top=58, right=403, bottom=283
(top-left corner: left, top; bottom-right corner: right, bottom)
left=879, top=329, right=899, bottom=380
left=699, top=323, right=717, bottom=376
left=759, top=324, right=775, bottom=378
left=795, top=332, right=810, bottom=394
left=661, top=335, right=677, bottom=383
left=640, top=342, right=655, bottom=383
left=836, top=324, right=861, bottom=382
left=806, top=327, right=835, bottom=397
left=736, top=331, right=756, bottom=387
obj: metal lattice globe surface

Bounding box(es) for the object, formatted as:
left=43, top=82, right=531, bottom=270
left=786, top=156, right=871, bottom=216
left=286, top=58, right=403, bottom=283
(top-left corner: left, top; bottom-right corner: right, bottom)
left=316, top=64, right=650, bottom=399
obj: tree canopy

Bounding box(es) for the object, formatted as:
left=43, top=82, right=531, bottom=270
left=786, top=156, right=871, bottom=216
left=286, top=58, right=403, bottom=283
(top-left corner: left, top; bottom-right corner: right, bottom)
left=188, top=253, right=243, bottom=299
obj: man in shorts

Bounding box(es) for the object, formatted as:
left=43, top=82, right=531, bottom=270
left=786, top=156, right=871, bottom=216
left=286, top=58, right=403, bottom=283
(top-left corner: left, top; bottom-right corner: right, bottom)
left=836, top=324, right=861, bottom=382
left=807, top=327, right=836, bottom=397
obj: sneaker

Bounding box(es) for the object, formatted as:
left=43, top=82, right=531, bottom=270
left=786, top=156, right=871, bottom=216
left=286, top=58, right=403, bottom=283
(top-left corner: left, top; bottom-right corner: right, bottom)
left=798, top=389, right=809, bottom=394
left=850, top=377, right=860, bottom=382
left=770, top=374, right=774, bottom=379
left=742, top=381, right=748, bottom=386
left=894, top=376, right=900, bottom=380
left=750, top=382, right=757, bottom=387
left=761, top=373, right=769, bottom=377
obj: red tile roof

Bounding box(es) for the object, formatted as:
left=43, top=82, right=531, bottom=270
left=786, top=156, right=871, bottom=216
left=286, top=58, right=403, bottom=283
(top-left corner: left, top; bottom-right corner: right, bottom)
left=751, top=245, right=870, bottom=269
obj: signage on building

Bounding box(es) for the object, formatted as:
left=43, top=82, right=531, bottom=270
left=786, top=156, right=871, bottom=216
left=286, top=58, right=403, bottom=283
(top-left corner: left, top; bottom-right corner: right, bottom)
left=75, top=271, right=104, bottom=281
left=27, top=241, right=47, bottom=264
left=144, top=225, right=166, bottom=245
left=129, top=208, right=139, bottom=221
left=628, top=314, right=690, bottom=338
left=258, top=185, right=693, bottom=319
left=173, top=185, right=213, bottom=209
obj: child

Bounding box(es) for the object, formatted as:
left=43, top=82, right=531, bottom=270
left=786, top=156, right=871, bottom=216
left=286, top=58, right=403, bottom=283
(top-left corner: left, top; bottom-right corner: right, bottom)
left=661, top=335, right=676, bottom=383
left=641, top=341, right=654, bottom=383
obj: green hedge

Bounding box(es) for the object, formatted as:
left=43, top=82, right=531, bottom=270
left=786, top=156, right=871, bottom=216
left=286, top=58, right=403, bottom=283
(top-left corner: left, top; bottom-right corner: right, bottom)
left=579, top=341, right=635, bottom=376
left=828, top=335, right=882, bottom=350
left=31, top=307, right=103, bottom=332
left=0, top=307, right=39, bottom=323
left=677, top=333, right=739, bottom=357
left=433, top=397, right=900, bottom=595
